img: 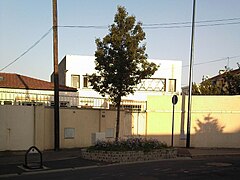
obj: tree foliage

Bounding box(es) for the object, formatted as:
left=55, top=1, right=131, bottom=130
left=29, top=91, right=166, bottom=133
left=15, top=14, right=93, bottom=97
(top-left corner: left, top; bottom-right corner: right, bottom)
left=89, top=6, right=158, bottom=140
left=192, top=72, right=240, bottom=95
left=223, top=73, right=240, bottom=95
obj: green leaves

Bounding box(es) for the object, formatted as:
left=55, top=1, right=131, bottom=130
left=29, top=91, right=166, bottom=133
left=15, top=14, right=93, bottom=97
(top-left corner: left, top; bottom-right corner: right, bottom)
left=192, top=72, right=240, bottom=95
left=223, top=73, right=240, bottom=95
left=90, top=6, right=158, bottom=103
left=89, top=6, right=158, bottom=140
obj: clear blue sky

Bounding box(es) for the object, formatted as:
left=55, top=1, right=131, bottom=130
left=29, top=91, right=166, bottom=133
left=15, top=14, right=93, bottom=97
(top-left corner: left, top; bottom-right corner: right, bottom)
left=0, top=0, right=240, bottom=86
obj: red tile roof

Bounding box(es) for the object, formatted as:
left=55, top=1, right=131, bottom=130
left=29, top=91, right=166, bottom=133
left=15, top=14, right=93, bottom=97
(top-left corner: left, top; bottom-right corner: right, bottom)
left=208, top=68, right=240, bottom=81
left=0, top=73, right=77, bottom=92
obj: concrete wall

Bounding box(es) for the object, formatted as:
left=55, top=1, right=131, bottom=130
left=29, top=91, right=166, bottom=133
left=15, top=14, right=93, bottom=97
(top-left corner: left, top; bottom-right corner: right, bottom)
left=1, top=95, right=240, bottom=151
left=187, top=96, right=240, bottom=148
left=38, top=107, right=132, bottom=150
left=0, top=106, right=132, bottom=151
left=146, top=95, right=240, bottom=148
left=146, top=96, right=182, bottom=146
left=0, top=106, right=34, bottom=151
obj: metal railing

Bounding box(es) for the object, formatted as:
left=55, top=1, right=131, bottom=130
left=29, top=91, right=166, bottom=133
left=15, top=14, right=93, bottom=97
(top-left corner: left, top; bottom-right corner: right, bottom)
left=0, top=90, right=147, bottom=111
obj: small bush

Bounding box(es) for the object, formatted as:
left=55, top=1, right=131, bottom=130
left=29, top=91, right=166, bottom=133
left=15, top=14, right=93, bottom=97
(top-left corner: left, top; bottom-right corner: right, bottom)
left=87, top=138, right=168, bottom=152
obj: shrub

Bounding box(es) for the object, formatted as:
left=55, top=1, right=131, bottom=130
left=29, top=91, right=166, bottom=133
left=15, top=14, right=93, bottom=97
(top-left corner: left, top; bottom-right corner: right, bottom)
left=87, top=138, right=168, bottom=152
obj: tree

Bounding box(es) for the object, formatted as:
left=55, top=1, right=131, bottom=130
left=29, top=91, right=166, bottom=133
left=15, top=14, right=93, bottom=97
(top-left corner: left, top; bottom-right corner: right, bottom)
left=192, top=72, right=240, bottom=95
left=89, top=6, right=158, bottom=141
left=192, top=82, right=200, bottom=95
left=199, top=79, right=221, bottom=95
left=222, top=73, right=240, bottom=95
left=192, top=80, right=221, bottom=95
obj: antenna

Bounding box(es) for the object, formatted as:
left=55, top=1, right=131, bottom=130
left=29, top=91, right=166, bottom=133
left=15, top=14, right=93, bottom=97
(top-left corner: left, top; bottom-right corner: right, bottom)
left=227, top=57, right=229, bottom=68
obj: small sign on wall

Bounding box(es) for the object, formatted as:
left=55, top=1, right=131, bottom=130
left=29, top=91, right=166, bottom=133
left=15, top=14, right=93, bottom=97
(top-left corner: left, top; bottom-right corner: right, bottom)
left=105, top=128, right=114, bottom=138
left=64, top=128, right=75, bottom=139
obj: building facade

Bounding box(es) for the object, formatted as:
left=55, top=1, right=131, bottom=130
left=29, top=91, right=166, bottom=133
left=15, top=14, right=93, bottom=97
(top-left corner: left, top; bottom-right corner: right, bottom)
left=208, top=68, right=240, bottom=87
left=0, top=72, right=78, bottom=107
left=52, top=55, right=182, bottom=101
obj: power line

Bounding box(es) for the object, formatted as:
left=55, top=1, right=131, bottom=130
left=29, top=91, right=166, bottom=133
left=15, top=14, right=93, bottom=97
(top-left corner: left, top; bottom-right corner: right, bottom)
left=58, top=25, right=107, bottom=29
left=181, top=55, right=240, bottom=86
left=182, top=55, right=240, bottom=68
left=58, top=17, right=240, bottom=29
left=143, top=17, right=240, bottom=26
left=58, top=21, right=240, bottom=29
left=1, top=17, right=240, bottom=71
left=0, top=28, right=52, bottom=72
left=143, top=21, right=240, bottom=29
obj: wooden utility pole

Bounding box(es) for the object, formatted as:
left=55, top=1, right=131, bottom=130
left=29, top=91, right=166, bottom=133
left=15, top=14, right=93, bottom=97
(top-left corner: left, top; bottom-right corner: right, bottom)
left=52, top=0, right=60, bottom=151
left=186, top=0, right=196, bottom=148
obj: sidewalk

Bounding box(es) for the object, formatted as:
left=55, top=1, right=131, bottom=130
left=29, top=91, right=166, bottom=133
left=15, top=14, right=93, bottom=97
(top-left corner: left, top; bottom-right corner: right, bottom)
left=177, top=147, right=240, bottom=158
left=0, top=148, right=108, bottom=177
left=1, top=148, right=240, bottom=177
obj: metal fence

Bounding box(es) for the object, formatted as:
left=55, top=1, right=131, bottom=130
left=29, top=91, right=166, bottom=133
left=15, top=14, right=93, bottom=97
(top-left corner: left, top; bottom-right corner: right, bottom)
left=0, top=90, right=147, bottom=112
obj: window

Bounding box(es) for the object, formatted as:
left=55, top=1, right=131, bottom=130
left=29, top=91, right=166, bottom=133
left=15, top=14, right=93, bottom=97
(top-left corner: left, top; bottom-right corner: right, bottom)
left=83, top=76, right=89, bottom=88
left=60, top=101, right=70, bottom=107
left=4, top=101, right=12, bottom=105
left=71, top=75, right=80, bottom=88
left=168, top=79, right=176, bottom=92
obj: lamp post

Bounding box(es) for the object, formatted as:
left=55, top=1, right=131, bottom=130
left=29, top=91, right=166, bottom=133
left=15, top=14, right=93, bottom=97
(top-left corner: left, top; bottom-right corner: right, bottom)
left=186, top=0, right=196, bottom=148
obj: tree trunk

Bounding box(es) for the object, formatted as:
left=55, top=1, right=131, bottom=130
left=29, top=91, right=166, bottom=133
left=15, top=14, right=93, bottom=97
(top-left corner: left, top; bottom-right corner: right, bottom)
left=115, top=97, right=121, bottom=141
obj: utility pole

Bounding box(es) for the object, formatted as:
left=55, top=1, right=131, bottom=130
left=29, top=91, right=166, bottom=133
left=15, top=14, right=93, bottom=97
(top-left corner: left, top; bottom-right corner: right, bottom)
left=52, top=0, right=60, bottom=151
left=186, top=0, right=196, bottom=148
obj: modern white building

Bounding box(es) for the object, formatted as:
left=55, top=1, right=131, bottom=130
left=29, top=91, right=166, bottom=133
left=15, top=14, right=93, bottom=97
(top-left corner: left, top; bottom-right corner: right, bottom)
left=52, top=55, right=182, bottom=102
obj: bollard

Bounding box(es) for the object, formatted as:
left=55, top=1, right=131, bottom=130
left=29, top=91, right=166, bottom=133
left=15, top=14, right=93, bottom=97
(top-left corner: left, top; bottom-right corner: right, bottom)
left=24, top=146, right=43, bottom=169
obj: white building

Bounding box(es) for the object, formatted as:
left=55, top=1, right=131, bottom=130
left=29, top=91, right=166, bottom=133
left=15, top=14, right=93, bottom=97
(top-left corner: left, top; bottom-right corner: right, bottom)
left=52, top=55, right=182, bottom=101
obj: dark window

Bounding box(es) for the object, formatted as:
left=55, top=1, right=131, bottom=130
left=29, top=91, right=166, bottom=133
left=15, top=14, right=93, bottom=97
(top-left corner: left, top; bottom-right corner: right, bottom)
left=83, top=76, right=89, bottom=88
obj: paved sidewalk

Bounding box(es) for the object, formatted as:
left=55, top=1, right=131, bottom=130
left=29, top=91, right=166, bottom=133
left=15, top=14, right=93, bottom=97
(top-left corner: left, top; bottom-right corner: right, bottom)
left=177, top=147, right=240, bottom=158
left=188, top=148, right=240, bottom=157
left=0, top=148, right=108, bottom=177
left=1, top=148, right=240, bottom=177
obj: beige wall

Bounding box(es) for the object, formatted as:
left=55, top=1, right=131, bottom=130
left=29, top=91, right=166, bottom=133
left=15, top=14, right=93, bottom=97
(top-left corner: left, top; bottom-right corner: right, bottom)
left=0, top=106, right=132, bottom=151
left=35, top=107, right=132, bottom=150
left=188, top=96, right=240, bottom=148
left=0, top=106, right=34, bottom=151
left=146, top=95, right=240, bottom=148
left=1, top=95, right=240, bottom=151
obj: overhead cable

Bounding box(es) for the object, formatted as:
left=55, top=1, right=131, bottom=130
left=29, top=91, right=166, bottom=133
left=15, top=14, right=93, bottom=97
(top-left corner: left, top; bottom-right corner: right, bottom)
left=0, top=28, right=52, bottom=71
left=182, top=55, right=240, bottom=68
left=58, top=17, right=240, bottom=29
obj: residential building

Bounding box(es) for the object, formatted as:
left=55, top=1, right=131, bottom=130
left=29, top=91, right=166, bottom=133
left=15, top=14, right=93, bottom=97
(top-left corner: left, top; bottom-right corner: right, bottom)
left=208, top=68, right=240, bottom=87
left=0, top=72, right=78, bottom=107
left=52, top=55, right=182, bottom=102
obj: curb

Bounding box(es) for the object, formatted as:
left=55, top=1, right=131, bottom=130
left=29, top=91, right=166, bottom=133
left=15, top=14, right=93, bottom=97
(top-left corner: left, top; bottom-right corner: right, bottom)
left=190, top=153, right=240, bottom=158
left=0, top=157, right=191, bottom=178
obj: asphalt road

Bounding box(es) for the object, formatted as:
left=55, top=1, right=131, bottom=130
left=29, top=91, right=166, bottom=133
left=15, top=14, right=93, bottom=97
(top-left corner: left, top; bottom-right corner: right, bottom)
left=1, top=156, right=240, bottom=180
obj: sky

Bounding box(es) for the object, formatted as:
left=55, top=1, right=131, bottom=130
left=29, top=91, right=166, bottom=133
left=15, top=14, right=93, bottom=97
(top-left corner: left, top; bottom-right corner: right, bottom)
left=0, top=0, right=240, bottom=86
